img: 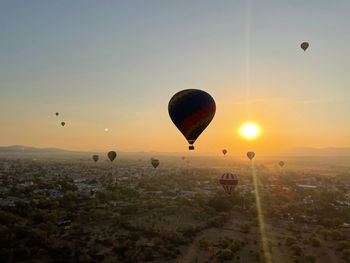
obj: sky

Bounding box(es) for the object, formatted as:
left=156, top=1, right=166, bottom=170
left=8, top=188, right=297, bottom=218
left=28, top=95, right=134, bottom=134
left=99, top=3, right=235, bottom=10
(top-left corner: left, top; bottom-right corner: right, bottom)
left=1, top=0, right=350, bottom=152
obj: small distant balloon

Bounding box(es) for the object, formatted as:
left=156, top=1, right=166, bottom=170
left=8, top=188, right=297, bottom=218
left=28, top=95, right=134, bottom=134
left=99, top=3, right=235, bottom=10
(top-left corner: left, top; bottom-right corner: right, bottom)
left=61, top=122, right=65, bottom=127
left=247, top=151, right=255, bottom=160
left=92, top=155, right=99, bottom=162
left=151, top=159, right=159, bottom=168
left=168, top=89, right=216, bottom=150
left=222, top=149, right=227, bottom=155
left=219, top=173, right=238, bottom=195
left=182, top=156, right=185, bottom=161
left=279, top=161, right=285, bottom=167
left=301, top=42, right=309, bottom=51
left=55, top=112, right=59, bottom=116
left=108, top=151, right=117, bottom=162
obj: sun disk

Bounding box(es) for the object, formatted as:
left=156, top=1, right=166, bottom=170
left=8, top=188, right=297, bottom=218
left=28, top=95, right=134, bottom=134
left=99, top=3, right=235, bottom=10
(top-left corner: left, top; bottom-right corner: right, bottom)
left=240, top=123, right=259, bottom=139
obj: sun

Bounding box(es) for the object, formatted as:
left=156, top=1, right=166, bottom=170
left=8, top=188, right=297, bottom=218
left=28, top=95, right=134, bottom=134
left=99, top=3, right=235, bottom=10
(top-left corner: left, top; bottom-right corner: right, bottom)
left=240, top=123, right=260, bottom=139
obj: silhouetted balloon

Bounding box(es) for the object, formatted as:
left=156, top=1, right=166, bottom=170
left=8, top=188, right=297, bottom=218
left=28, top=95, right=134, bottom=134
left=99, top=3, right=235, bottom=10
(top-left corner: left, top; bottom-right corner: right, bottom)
left=151, top=159, right=159, bottom=168
left=55, top=112, right=59, bottom=116
left=247, top=152, right=255, bottom=160
left=92, top=155, right=99, bottom=162
left=108, top=151, right=117, bottom=162
left=222, top=149, right=227, bottom=155
left=219, top=173, right=238, bottom=195
left=279, top=161, right=285, bottom=167
left=301, top=42, right=309, bottom=51
left=61, top=122, right=65, bottom=127
left=168, top=89, right=216, bottom=150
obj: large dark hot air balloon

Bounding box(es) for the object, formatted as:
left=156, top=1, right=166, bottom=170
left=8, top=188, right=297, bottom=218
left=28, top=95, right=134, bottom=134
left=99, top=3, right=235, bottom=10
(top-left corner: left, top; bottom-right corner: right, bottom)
left=247, top=152, right=255, bottom=160
left=168, top=89, right=216, bottom=150
left=92, top=155, right=99, bottom=162
left=108, top=151, right=117, bottom=162
left=61, top=122, right=65, bottom=127
left=151, top=159, right=159, bottom=168
left=219, top=173, right=238, bottom=195
left=279, top=161, right=285, bottom=167
left=301, top=42, right=309, bottom=51
left=222, top=149, right=227, bottom=155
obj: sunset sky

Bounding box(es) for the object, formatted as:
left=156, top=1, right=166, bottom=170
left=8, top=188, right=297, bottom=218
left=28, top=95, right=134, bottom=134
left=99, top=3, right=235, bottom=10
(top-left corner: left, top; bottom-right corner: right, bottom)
left=1, top=0, right=350, bottom=152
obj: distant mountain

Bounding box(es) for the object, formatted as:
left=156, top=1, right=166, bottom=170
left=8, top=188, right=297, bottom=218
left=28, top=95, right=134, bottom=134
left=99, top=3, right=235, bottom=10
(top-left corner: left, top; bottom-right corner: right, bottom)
left=283, top=147, right=350, bottom=156
left=0, top=145, right=71, bottom=153
left=1, top=145, right=350, bottom=157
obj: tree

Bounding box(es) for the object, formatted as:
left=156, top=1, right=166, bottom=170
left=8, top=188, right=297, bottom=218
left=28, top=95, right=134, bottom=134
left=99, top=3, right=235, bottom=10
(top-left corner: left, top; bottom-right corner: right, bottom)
left=239, top=223, right=251, bottom=234
left=304, top=254, right=317, bottom=263
left=310, top=236, right=321, bottom=247
left=219, top=248, right=234, bottom=261
left=198, top=236, right=211, bottom=250
left=285, top=236, right=297, bottom=246
left=291, top=244, right=302, bottom=256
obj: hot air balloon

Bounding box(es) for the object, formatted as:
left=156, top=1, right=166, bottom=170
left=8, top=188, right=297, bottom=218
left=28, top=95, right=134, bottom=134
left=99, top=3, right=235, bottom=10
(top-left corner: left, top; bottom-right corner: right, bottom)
left=168, top=89, right=216, bottom=150
left=55, top=112, right=59, bottom=116
left=247, top=152, right=255, bottom=160
left=151, top=159, right=159, bottom=168
left=108, top=151, right=117, bottom=162
left=92, top=155, right=99, bottom=162
left=182, top=156, right=185, bottom=160
left=219, top=173, right=238, bottom=195
left=301, top=42, right=309, bottom=51
left=279, top=161, right=285, bottom=167
left=222, top=149, right=227, bottom=155
left=61, top=122, right=65, bottom=127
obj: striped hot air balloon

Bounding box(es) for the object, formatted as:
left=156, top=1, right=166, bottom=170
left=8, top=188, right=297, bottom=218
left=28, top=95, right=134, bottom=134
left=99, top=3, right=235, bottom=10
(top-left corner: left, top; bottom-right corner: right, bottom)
left=151, top=159, right=159, bottom=168
left=168, top=89, right=216, bottom=150
left=219, top=173, right=238, bottom=195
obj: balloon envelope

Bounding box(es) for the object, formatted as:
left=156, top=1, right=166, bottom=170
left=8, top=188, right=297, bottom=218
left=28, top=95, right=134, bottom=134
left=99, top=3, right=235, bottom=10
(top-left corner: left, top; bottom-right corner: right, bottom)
left=222, top=149, right=227, bottom=155
left=219, top=173, right=238, bottom=195
left=92, top=155, right=99, bottom=162
left=55, top=112, right=59, bottom=116
left=168, top=89, right=216, bottom=150
left=108, top=151, right=117, bottom=162
left=151, top=159, right=159, bottom=168
left=247, top=152, right=255, bottom=160
left=301, top=42, right=309, bottom=51
left=279, top=161, right=285, bottom=167
left=61, top=122, right=65, bottom=127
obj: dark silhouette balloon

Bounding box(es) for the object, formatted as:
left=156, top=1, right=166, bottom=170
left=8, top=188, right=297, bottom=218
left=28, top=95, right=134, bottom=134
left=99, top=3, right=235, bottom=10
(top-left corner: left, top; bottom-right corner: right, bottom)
left=168, top=89, right=216, bottom=150
left=222, top=149, right=227, bottom=155
left=279, top=161, right=285, bottom=167
left=219, top=173, right=238, bottom=195
left=55, top=112, right=59, bottom=116
left=151, top=159, right=159, bottom=168
left=92, top=155, right=99, bottom=162
left=108, top=151, right=117, bottom=162
left=61, top=122, right=65, bottom=127
left=301, top=42, right=309, bottom=51
left=247, top=152, right=255, bottom=160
